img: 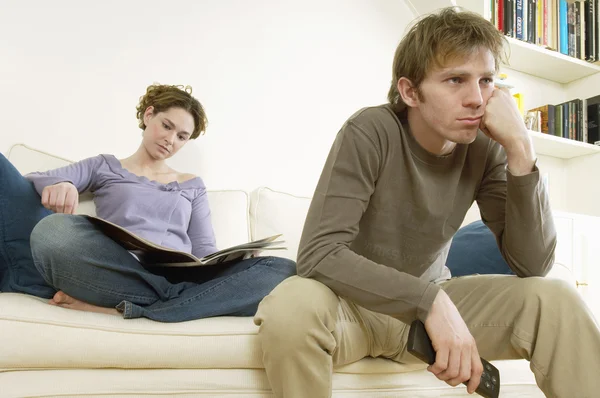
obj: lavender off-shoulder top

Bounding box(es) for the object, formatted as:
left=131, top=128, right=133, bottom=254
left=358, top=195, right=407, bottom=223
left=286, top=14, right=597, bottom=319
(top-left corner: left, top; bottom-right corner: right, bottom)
left=25, top=154, right=218, bottom=259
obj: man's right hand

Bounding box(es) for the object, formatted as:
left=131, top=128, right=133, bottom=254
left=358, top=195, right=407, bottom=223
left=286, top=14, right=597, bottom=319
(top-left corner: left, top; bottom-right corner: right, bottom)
left=41, top=182, right=79, bottom=214
left=424, top=289, right=483, bottom=394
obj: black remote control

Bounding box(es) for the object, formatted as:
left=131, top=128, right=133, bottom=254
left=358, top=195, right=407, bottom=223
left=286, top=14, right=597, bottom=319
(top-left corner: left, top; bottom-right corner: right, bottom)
left=407, top=320, right=500, bottom=398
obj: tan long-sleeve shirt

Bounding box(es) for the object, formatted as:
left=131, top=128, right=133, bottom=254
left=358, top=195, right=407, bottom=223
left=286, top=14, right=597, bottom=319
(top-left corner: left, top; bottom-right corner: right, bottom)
left=297, top=104, right=556, bottom=324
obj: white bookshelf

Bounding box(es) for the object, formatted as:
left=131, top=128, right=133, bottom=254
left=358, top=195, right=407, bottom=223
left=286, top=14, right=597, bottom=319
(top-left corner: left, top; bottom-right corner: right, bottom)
left=530, top=130, right=600, bottom=159
left=505, top=38, right=600, bottom=84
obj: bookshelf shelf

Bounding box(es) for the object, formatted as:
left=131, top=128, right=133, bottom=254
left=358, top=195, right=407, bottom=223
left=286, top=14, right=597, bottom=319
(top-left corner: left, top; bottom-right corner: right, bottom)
left=504, top=38, right=600, bottom=84
left=530, top=130, right=600, bottom=159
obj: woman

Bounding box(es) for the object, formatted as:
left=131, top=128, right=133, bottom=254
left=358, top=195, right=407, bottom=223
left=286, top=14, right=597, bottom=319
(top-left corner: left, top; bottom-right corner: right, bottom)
left=0, top=83, right=296, bottom=322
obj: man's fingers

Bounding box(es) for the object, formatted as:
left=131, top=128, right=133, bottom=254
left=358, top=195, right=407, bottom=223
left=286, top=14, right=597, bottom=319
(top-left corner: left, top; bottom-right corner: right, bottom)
left=437, top=346, right=461, bottom=382
left=428, top=347, right=449, bottom=375
left=466, top=352, right=483, bottom=394
left=446, top=347, right=471, bottom=387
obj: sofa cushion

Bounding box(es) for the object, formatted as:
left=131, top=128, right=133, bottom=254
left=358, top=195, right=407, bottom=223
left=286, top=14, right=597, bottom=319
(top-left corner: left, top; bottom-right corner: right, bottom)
left=0, top=292, right=423, bottom=373
left=447, top=218, right=578, bottom=288
left=249, top=187, right=311, bottom=260
left=446, top=220, right=513, bottom=277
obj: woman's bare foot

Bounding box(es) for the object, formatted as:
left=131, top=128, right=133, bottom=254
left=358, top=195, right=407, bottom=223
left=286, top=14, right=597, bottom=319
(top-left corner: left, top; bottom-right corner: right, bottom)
left=49, top=291, right=120, bottom=316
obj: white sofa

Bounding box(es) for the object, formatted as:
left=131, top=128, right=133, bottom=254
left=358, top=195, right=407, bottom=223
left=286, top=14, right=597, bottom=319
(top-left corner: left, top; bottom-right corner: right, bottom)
left=2, top=143, right=597, bottom=397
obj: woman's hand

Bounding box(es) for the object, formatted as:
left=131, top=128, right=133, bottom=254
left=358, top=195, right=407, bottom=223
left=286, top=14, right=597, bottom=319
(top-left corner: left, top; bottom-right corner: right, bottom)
left=41, top=182, right=79, bottom=214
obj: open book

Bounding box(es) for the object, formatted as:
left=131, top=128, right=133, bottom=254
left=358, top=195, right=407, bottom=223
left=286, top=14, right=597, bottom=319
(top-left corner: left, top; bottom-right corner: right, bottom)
left=83, top=215, right=286, bottom=267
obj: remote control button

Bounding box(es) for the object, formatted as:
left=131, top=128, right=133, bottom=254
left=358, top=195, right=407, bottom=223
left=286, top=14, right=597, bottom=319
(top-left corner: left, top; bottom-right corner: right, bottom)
left=492, top=376, right=498, bottom=384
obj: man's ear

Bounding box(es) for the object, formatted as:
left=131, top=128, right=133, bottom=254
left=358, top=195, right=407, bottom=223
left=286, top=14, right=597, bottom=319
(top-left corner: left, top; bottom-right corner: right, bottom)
left=143, top=106, right=155, bottom=125
left=397, top=77, right=419, bottom=108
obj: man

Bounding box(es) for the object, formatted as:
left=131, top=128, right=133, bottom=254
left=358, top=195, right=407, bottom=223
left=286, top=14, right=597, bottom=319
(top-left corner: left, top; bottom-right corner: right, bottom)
left=254, top=7, right=600, bottom=398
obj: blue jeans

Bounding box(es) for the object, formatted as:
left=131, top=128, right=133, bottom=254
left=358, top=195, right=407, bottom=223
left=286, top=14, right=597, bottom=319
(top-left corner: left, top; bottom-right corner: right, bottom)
left=0, top=153, right=55, bottom=297
left=0, top=153, right=297, bottom=321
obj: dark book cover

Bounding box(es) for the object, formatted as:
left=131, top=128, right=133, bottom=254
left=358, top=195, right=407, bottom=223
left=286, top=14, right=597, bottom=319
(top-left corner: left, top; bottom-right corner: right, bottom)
left=527, top=0, right=537, bottom=44
left=585, top=0, right=594, bottom=60
left=586, top=95, right=600, bottom=144
left=505, top=0, right=515, bottom=37
left=568, top=3, right=575, bottom=57
left=592, top=0, right=599, bottom=62
left=575, top=1, right=582, bottom=59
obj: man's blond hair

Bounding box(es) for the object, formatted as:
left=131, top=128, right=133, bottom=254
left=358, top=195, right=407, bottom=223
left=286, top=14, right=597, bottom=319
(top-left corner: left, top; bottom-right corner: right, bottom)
left=387, top=7, right=508, bottom=109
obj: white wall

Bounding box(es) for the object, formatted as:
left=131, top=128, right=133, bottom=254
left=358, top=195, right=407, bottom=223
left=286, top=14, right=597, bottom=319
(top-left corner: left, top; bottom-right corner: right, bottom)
left=0, top=0, right=579, bottom=212
left=0, top=0, right=415, bottom=196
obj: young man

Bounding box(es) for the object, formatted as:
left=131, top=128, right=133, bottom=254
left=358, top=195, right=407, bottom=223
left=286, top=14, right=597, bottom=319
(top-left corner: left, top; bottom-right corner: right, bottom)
left=254, top=7, right=600, bottom=398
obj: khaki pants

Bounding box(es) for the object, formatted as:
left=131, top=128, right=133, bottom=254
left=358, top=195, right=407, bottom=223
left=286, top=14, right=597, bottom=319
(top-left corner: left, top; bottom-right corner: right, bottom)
left=254, top=275, right=600, bottom=398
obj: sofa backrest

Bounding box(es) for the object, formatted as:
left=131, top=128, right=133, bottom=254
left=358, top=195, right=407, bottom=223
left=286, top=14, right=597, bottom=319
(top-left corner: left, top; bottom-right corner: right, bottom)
left=249, top=187, right=311, bottom=260
left=7, top=144, right=251, bottom=251
left=9, top=143, right=600, bottom=292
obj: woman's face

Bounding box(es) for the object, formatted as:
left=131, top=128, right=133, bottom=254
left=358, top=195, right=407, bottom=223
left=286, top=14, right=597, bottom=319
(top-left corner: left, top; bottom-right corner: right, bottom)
left=142, top=106, right=195, bottom=160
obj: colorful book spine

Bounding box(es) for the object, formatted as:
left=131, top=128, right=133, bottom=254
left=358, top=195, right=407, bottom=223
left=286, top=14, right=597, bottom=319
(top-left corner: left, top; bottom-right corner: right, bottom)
left=559, top=0, right=569, bottom=54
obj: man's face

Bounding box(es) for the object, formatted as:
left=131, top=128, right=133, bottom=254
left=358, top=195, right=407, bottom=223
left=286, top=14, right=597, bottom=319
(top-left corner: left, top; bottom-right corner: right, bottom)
left=408, top=47, right=496, bottom=152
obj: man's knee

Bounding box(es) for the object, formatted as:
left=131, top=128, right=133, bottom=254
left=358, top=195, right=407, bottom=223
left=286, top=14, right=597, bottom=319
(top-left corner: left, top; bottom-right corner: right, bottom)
left=254, top=275, right=340, bottom=346
left=523, top=277, right=582, bottom=308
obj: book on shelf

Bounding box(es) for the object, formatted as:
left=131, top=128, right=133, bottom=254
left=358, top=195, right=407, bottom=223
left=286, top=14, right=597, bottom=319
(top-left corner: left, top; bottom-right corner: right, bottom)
left=587, top=94, right=600, bottom=144
left=525, top=93, right=600, bottom=145
left=83, top=215, right=286, bottom=267
left=488, top=0, right=598, bottom=63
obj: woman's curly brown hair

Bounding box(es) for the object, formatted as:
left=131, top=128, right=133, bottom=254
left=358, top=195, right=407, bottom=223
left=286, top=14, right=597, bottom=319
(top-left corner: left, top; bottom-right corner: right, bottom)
left=136, top=84, right=207, bottom=139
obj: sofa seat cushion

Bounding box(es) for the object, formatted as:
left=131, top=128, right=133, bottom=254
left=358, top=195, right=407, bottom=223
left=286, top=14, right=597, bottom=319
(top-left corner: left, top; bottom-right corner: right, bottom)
left=0, top=362, right=542, bottom=398
left=0, top=292, right=425, bottom=373
left=0, top=293, right=539, bottom=396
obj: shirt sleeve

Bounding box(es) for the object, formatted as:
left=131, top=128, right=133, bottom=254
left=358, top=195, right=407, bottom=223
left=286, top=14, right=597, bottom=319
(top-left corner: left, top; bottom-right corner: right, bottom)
left=188, top=188, right=218, bottom=259
left=476, top=141, right=557, bottom=277
left=24, top=155, right=104, bottom=195
left=296, top=121, right=440, bottom=324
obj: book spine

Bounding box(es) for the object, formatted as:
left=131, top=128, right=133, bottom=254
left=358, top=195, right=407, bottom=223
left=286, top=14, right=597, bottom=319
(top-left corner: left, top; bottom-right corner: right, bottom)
left=556, top=105, right=563, bottom=138
left=498, top=0, right=505, bottom=32
left=578, top=99, right=583, bottom=142
left=588, top=102, right=599, bottom=144
left=567, top=3, right=577, bottom=57
left=508, top=0, right=515, bottom=37
left=517, top=0, right=524, bottom=39
left=548, top=104, right=556, bottom=136
left=563, top=103, right=569, bottom=139
left=527, top=0, right=536, bottom=43
left=592, top=0, right=599, bottom=62
left=544, top=0, right=550, bottom=45
left=537, top=0, right=544, bottom=44
left=576, top=1, right=582, bottom=59
left=560, top=0, right=569, bottom=54
left=586, top=0, right=593, bottom=60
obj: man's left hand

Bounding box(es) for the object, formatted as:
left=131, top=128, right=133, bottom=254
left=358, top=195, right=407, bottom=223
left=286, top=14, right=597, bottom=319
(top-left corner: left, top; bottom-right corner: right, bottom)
left=480, top=87, right=536, bottom=176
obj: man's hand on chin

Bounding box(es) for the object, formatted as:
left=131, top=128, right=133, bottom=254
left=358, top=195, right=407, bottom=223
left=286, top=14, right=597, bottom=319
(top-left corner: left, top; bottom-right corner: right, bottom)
left=479, top=87, right=536, bottom=176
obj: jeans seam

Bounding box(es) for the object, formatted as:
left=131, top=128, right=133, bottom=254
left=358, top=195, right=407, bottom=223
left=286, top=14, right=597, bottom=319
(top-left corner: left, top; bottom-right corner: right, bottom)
left=41, top=266, right=157, bottom=304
